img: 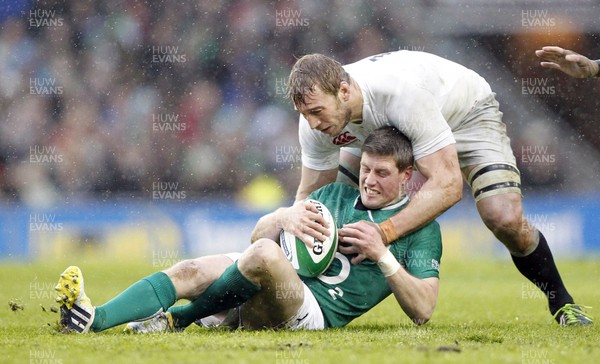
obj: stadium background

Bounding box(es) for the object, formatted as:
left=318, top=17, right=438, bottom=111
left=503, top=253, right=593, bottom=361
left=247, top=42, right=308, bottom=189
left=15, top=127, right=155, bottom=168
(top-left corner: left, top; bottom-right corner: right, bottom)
left=0, top=0, right=599, bottom=265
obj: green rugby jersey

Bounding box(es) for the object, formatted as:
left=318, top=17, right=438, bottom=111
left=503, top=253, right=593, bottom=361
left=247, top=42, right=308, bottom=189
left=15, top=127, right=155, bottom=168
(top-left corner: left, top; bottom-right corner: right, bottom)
left=301, top=182, right=442, bottom=328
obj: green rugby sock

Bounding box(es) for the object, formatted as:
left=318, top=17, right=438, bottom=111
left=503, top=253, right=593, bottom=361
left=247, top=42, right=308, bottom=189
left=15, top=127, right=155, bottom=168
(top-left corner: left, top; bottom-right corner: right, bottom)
left=91, top=272, right=177, bottom=332
left=169, top=262, right=260, bottom=329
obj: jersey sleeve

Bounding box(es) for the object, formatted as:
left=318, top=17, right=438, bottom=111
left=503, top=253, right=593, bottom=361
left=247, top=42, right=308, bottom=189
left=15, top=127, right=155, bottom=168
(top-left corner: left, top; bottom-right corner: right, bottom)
left=385, top=85, right=455, bottom=161
left=298, top=115, right=340, bottom=170
left=396, top=220, right=442, bottom=279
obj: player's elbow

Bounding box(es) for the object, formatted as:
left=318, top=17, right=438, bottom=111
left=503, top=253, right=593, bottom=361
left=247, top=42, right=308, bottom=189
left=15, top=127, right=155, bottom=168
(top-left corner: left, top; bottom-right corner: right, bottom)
left=410, top=307, right=434, bottom=326
left=250, top=211, right=279, bottom=244
left=250, top=219, right=266, bottom=243
left=412, top=316, right=430, bottom=326
left=408, top=298, right=437, bottom=326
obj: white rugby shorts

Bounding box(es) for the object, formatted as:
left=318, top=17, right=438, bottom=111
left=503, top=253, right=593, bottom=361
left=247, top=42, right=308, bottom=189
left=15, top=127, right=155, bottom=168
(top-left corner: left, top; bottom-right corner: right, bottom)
left=275, top=284, right=324, bottom=330
left=450, top=93, right=518, bottom=169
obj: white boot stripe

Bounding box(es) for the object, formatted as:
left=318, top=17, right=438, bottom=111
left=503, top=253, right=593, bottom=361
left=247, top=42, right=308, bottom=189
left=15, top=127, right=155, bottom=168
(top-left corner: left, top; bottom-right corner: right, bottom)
left=72, top=304, right=92, bottom=319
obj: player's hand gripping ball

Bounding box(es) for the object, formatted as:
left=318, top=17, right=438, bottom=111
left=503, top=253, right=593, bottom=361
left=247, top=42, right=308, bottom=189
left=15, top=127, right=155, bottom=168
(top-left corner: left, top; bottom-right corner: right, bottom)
left=280, top=199, right=338, bottom=277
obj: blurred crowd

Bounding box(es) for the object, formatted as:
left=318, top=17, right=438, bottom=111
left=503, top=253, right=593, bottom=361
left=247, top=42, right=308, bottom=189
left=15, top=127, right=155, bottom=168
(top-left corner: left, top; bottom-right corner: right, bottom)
left=0, top=1, right=597, bottom=209
left=0, top=0, right=407, bottom=208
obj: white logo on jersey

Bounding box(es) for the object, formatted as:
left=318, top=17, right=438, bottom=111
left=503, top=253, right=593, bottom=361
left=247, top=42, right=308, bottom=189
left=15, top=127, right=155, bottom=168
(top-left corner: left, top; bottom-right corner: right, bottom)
left=327, top=287, right=344, bottom=300
left=316, top=252, right=350, bottom=285
left=431, top=259, right=440, bottom=272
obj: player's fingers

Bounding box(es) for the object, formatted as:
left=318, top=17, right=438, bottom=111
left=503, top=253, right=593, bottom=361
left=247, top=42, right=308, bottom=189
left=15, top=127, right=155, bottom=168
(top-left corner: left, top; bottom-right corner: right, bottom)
left=342, top=221, right=373, bottom=233
left=540, top=62, right=561, bottom=70
left=304, top=219, right=330, bottom=237
left=313, top=212, right=330, bottom=230
left=535, top=50, right=558, bottom=60
left=315, top=215, right=331, bottom=234
left=339, top=233, right=365, bottom=249
left=305, top=228, right=328, bottom=244
left=344, top=222, right=381, bottom=241
left=302, top=206, right=330, bottom=231
left=351, top=253, right=367, bottom=265
left=338, top=243, right=358, bottom=255
left=342, top=221, right=363, bottom=229
left=339, top=234, right=361, bottom=244
left=303, top=200, right=321, bottom=215
left=287, top=221, right=317, bottom=247
left=298, top=233, right=315, bottom=249
left=338, top=226, right=362, bottom=240
left=541, top=46, right=565, bottom=54
left=303, top=200, right=319, bottom=211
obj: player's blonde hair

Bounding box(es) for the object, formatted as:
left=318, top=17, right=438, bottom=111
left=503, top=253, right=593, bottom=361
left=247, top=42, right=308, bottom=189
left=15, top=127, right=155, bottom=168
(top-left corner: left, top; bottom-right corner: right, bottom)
left=287, top=54, right=350, bottom=107
left=362, top=126, right=414, bottom=171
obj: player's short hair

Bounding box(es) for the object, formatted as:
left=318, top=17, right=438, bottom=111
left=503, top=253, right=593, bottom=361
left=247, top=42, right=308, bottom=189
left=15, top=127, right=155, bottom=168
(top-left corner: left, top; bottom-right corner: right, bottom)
left=287, top=54, right=350, bottom=107
left=362, top=126, right=414, bottom=171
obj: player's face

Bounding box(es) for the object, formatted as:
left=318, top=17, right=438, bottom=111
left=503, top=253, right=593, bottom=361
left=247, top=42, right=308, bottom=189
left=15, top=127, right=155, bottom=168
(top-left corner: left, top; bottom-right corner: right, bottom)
left=359, top=153, right=409, bottom=209
left=296, top=85, right=351, bottom=137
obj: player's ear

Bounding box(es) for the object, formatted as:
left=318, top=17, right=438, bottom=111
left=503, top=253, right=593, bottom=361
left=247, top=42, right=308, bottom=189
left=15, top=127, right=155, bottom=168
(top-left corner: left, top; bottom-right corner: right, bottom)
left=339, top=81, right=350, bottom=101
left=400, top=165, right=413, bottom=184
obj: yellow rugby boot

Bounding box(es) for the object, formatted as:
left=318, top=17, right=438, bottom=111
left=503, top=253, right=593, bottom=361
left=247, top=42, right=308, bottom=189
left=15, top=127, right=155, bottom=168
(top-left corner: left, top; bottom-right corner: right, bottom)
left=55, top=266, right=95, bottom=333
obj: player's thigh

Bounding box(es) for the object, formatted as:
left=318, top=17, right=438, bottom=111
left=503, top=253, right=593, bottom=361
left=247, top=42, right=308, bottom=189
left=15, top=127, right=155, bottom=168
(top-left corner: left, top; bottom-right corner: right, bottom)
left=459, top=95, right=521, bottom=201
left=463, top=162, right=535, bottom=239
left=164, top=254, right=236, bottom=300
left=453, top=93, right=516, bottom=171
left=463, top=162, right=521, bottom=204
left=238, top=242, right=305, bottom=329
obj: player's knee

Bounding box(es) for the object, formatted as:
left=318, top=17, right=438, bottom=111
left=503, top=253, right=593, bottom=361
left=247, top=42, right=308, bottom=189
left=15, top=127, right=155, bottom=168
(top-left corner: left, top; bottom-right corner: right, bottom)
left=478, top=198, right=539, bottom=254
left=478, top=195, right=524, bottom=235
left=239, top=239, right=282, bottom=278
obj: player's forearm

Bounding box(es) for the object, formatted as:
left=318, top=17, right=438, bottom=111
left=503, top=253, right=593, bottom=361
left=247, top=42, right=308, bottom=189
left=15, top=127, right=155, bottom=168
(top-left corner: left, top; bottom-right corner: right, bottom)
left=592, top=59, right=600, bottom=78
left=386, top=268, right=438, bottom=325
left=295, top=166, right=337, bottom=202
left=578, top=55, right=600, bottom=78
left=577, top=57, right=600, bottom=78
left=382, top=175, right=461, bottom=241
left=295, top=187, right=313, bottom=202
left=379, top=144, right=462, bottom=242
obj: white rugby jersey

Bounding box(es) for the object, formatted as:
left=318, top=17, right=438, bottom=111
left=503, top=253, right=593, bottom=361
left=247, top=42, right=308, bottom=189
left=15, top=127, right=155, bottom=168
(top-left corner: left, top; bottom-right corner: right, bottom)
left=299, top=51, right=493, bottom=170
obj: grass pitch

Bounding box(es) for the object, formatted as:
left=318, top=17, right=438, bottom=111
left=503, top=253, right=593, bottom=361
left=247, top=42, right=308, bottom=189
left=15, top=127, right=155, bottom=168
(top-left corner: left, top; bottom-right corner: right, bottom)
left=1, top=258, right=599, bottom=364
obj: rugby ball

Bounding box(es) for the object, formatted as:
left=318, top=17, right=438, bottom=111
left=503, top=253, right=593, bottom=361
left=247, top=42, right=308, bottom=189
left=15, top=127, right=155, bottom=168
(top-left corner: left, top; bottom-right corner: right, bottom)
left=280, top=199, right=338, bottom=277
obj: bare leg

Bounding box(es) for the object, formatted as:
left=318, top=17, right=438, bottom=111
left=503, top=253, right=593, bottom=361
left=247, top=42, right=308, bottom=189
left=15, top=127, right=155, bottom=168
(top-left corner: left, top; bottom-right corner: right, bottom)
left=237, top=239, right=306, bottom=329
left=164, top=255, right=234, bottom=300
left=475, top=192, right=537, bottom=255
left=463, top=164, right=575, bottom=316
